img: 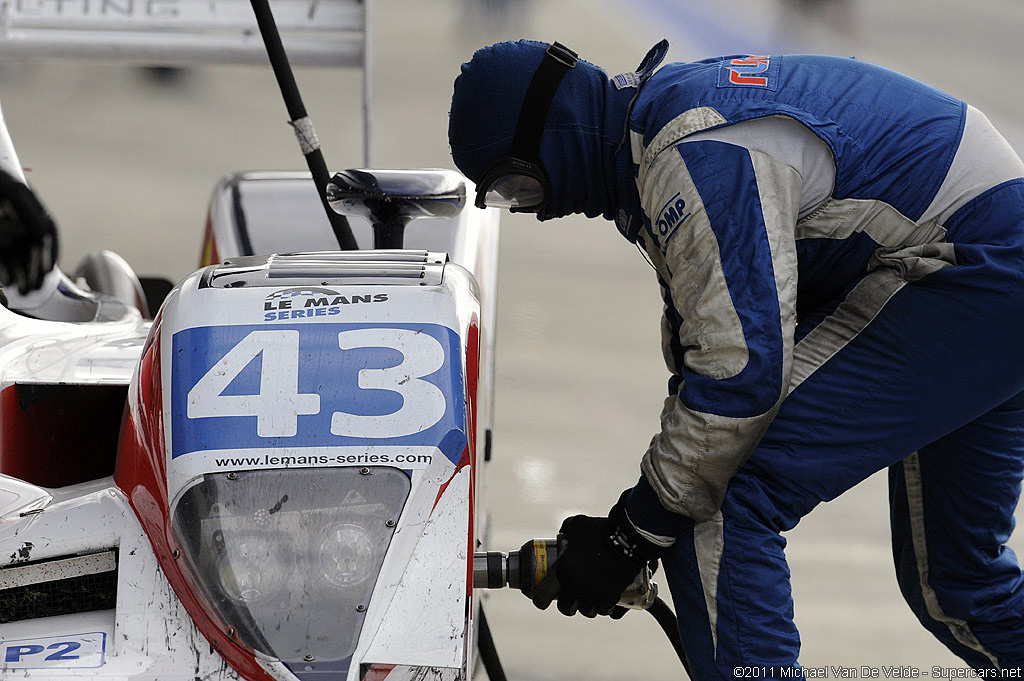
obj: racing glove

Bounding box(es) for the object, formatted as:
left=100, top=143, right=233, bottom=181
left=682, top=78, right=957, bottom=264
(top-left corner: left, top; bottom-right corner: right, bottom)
left=0, top=170, right=58, bottom=294
left=552, top=487, right=684, bottom=619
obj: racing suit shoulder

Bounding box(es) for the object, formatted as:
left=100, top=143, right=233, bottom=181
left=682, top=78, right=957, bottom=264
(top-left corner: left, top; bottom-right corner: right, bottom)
left=682, top=115, right=836, bottom=219
left=631, top=55, right=967, bottom=222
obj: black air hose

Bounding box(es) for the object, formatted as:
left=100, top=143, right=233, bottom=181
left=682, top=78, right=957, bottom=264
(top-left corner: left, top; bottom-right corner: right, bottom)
left=478, top=605, right=508, bottom=681
left=478, top=597, right=691, bottom=680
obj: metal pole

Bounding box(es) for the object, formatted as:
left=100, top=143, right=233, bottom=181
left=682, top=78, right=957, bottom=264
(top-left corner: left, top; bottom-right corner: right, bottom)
left=362, top=0, right=373, bottom=167
left=248, top=0, right=359, bottom=250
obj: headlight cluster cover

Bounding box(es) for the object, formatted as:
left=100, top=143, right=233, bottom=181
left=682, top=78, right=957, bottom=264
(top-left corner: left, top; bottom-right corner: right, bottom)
left=171, top=467, right=410, bottom=676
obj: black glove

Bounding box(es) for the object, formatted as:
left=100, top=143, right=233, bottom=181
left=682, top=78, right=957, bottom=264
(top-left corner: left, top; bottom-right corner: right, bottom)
left=553, top=491, right=669, bottom=619
left=0, top=170, right=58, bottom=294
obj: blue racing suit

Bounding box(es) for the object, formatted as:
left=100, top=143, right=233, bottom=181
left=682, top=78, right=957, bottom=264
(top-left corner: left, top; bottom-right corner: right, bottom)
left=620, top=54, right=1024, bottom=673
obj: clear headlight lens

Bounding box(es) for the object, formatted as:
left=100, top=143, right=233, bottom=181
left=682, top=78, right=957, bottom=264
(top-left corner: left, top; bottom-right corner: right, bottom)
left=216, top=532, right=292, bottom=605
left=318, top=523, right=377, bottom=589
left=171, top=467, right=410, bottom=673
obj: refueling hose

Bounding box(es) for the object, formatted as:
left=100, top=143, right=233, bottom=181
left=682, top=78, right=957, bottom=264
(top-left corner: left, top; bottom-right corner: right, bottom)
left=478, top=606, right=508, bottom=681
left=247, top=0, right=358, bottom=251
left=648, top=596, right=692, bottom=677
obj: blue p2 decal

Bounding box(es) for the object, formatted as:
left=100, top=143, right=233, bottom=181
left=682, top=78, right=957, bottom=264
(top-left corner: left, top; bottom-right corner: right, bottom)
left=1, top=634, right=103, bottom=668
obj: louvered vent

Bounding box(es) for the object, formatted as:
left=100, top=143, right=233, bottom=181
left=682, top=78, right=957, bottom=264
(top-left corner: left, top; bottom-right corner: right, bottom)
left=202, top=250, right=447, bottom=289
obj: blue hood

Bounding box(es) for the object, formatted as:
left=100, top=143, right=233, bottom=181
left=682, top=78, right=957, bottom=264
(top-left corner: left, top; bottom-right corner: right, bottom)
left=448, top=40, right=668, bottom=239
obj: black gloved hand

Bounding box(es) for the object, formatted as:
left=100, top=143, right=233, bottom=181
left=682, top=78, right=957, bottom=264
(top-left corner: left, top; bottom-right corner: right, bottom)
left=0, top=170, right=58, bottom=294
left=553, top=491, right=669, bottom=619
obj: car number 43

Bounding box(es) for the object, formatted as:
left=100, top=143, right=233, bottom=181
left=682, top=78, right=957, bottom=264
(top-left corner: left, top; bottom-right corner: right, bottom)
left=185, top=327, right=449, bottom=439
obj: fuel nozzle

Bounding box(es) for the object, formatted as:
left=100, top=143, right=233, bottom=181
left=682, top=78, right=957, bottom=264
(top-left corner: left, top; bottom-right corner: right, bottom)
left=473, top=536, right=658, bottom=610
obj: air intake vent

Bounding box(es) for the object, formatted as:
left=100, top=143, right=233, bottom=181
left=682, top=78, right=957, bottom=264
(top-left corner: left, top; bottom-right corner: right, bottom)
left=202, top=250, right=448, bottom=289
left=0, top=550, right=117, bottom=623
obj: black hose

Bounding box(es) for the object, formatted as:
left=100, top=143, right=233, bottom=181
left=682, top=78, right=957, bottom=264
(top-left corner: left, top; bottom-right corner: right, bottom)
left=478, top=591, right=689, bottom=680
left=478, top=605, right=508, bottom=681
left=648, top=596, right=692, bottom=678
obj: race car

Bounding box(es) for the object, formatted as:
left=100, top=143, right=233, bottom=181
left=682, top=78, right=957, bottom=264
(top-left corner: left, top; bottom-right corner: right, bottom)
left=0, top=2, right=503, bottom=679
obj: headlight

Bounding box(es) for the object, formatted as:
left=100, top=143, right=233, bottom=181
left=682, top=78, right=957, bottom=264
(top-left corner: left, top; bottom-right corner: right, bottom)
left=216, top=532, right=293, bottom=605
left=318, top=523, right=378, bottom=590
left=171, top=467, right=410, bottom=674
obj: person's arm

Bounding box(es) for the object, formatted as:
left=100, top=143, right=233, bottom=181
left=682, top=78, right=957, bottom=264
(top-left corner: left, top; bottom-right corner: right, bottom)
left=549, top=115, right=819, bottom=617
left=625, top=138, right=802, bottom=542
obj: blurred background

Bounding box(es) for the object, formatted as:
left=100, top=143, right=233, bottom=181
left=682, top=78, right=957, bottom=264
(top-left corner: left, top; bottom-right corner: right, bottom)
left=1, top=0, right=1022, bottom=677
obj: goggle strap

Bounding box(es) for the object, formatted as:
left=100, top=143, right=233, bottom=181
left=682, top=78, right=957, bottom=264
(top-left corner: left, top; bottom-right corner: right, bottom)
left=509, top=41, right=578, bottom=161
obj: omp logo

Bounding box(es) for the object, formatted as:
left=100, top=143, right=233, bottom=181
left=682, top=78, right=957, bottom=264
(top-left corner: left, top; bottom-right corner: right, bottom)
left=722, top=56, right=770, bottom=86
left=656, top=192, right=690, bottom=237
left=263, top=287, right=389, bottom=321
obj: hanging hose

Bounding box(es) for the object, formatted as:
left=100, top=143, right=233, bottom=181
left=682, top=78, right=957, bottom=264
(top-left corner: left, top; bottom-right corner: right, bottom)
left=477, top=595, right=691, bottom=681
left=648, top=596, right=692, bottom=678
left=477, top=606, right=508, bottom=681
left=475, top=542, right=692, bottom=679
left=247, top=0, right=358, bottom=251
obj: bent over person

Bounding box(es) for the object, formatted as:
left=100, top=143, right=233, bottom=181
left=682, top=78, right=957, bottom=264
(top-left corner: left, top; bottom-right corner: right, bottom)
left=448, top=39, right=1024, bottom=674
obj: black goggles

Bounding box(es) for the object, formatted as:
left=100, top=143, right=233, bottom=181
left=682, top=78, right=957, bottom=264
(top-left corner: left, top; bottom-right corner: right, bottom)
left=474, top=41, right=578, bottom=212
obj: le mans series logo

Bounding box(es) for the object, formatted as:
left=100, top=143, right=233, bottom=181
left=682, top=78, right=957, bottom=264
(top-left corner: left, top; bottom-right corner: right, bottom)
left=717, top=55, right=779, bottom=90
left=263, top=287, right=389, bottom=321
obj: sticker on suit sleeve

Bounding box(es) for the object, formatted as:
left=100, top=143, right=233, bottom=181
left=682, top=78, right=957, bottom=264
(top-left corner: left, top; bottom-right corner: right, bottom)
left=613, top=71, right=640, bottom=90
left=717, top=55, right=779, bottom=90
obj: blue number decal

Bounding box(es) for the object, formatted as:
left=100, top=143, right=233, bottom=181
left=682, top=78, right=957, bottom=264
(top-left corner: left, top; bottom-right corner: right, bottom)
left=170, top=323, right=467, bottom=464
left=44, top=641, right=81, bottom=661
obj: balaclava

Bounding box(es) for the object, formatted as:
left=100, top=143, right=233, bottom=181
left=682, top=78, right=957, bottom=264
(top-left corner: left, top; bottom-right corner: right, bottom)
left=448, top=39, right=667, bottom=240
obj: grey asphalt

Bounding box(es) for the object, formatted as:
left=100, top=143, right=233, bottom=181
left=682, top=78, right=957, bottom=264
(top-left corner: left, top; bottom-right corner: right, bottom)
left=1, top=0, right=1022, bottom=677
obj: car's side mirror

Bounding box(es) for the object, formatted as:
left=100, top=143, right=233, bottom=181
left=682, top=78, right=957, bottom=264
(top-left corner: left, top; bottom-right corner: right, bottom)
left=326, top=169, right=467, bottom=249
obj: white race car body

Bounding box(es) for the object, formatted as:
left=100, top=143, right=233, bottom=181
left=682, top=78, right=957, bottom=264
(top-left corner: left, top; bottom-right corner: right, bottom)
left=0, top=2, right=506, bottom=678
left=0, top=172, right=500, bottom=680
